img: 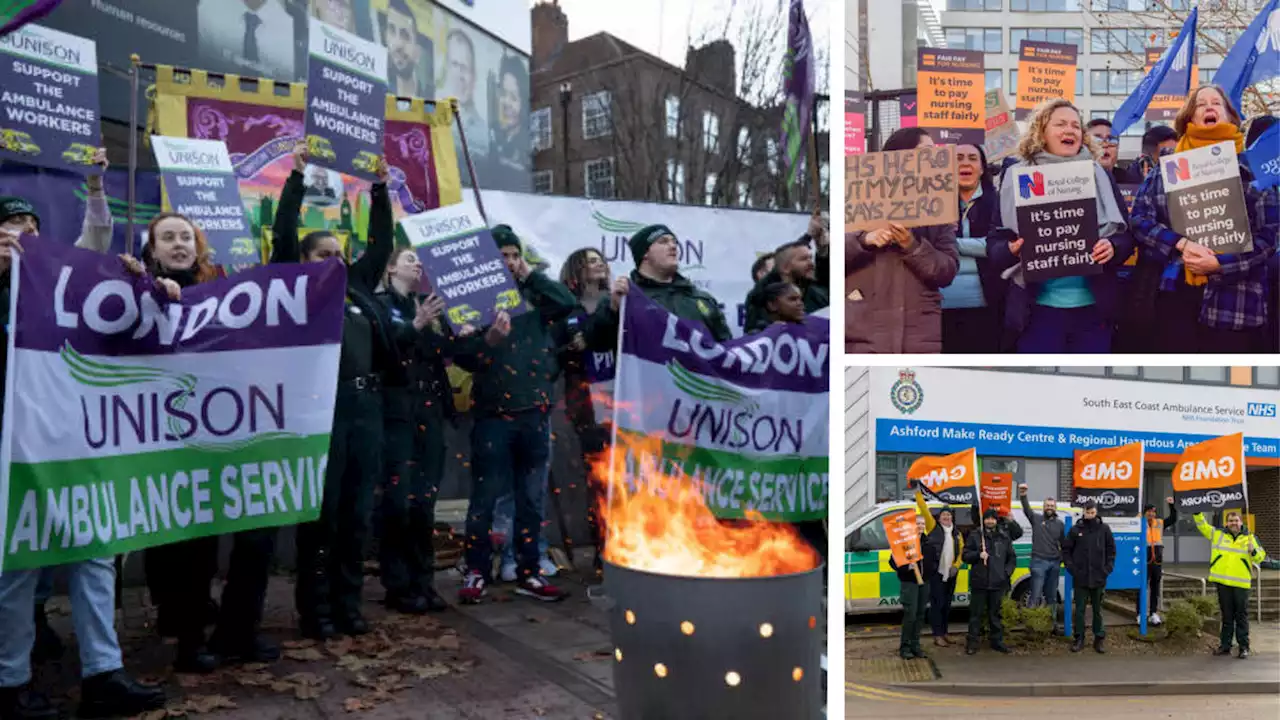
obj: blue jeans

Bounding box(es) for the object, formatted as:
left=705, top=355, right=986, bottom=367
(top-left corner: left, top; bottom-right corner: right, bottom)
left=1027, top=556, right=1061, bottom=621
left=0, top=559, right=123, bottom=686
left=1017, top=304, right=1111, bottom=353
left=465, top=410, right=552, bottom=581
left=494, top=491, right=550, bottom=568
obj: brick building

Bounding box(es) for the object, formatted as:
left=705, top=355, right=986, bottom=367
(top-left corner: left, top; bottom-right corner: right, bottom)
left=528, top=1, right=827, bottom=210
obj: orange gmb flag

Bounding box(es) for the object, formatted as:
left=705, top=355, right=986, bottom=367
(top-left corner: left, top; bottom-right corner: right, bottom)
left=1073, top=442, right=1144, bottom=516
left=882, top=510, right=923, bottom=570
left=908, top=448, right=979, bottom=506
left=980, top=472, right=1013, bottom=517
left=1173, top=433, right=1247, bottom=513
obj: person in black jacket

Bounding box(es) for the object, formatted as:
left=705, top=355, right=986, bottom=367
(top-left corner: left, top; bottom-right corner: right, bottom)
left=1139, top=497, right=1177, bottom=623
left=743, top=216, right=830, bottom=334
left=942, top=143, right=1006, bottom=353
left=912, top=487, right=965, bottom=647
left=888, top=515, right=929, bottom=660
left=962, top=508, right=1017, bottom=655
left=1063, top=502, right=1116, bottom=653
left=273, top=145, right=398, bottom=639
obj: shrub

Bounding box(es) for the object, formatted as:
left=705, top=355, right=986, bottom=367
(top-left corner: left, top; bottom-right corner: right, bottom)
left=1163, top=600, right=1203, bottom=642
left=1001, top=596, right=1023, bottom=630
left=1021, top=605, right=1054, bottom=642
left=1187, top=595, right=1218, bottom=618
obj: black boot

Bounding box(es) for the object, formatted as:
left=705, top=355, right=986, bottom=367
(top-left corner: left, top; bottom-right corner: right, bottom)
left=77, top=670, right=165, bottom=719
left=422, top=589, right=448, bottom=613
left=31, top=603, right=64, bottom=664
left=385, top=593, right=429, bottom=615
left=1213, top=645, right=1233, bottom=656
left=0, top=684, right=56, bottom=720
left=209, top=633, right=281, bottom=665
left=173, top=640, right=219, bottom=675
left=1071, top=636, right=1086, bottom=653
left=299, top=616, right=337, bottom=642
left=1093, top=636, right=1106, bottom=654
left=335, top=613, right=370, bottom=637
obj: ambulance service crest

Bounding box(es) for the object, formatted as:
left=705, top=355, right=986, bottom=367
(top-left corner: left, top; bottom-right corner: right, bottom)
left=890, top=369, right=923, bottom=415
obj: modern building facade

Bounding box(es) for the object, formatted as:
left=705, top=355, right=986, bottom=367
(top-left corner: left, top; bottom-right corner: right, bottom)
left=846, top=366, right=1280, bottom=562
left=845, top=0, right=945, bottom=92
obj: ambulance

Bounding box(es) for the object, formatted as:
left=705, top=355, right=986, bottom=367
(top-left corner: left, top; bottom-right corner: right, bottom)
left=844, top=499, right=1081, bottom=614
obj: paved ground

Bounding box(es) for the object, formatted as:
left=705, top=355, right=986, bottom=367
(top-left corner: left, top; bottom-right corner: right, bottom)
left=846, top=690, right=1280, bottom=718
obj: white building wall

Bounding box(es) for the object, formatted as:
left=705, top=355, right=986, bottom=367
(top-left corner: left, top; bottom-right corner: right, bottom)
left=845, top=366, right=872, bottom=528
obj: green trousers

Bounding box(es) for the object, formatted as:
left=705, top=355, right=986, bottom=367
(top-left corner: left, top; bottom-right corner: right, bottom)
left=379, top=393, right=446, bottom=600
left=1072, top=586, right=1106, bottom=639
left=899, top=581, right=928, bottom=654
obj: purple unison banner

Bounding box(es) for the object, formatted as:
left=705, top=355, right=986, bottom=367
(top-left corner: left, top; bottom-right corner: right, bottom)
left=398, top=198, right=526, bottom=332
left=0, top=241, right=347, bottom=571
left=0, top=164, right=160, bottom=256
left=304, top=18, right=387, bottom=182
left=151, top=136, right=258, bottom=272
left=0, top=22, right=100, bottom=174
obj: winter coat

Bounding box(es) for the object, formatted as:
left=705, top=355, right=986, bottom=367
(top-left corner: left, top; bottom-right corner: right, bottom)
left=1062, top=516, right=1116, bottom=590
left=586, top=270, right=732, bottom=351
left=376, top=288, right=456, bottom=422
left=743, top=235, right=831, bottom=333
left=845, top=223, right=960, bottom=353
left=914, top=491, right=964, bottom=580
left=962, top=524, right=1017, bottom=592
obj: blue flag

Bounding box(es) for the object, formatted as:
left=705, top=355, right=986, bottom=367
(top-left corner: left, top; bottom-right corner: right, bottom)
left=1213, top=0, right=1280, bottom=112
left=1245, top=121, right=1280, bottom=191
left=1111, top=8, right=1198, bottom=137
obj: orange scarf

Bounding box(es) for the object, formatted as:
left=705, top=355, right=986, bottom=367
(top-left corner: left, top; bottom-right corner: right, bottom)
left=1175, top=122, right=1245, bottom=286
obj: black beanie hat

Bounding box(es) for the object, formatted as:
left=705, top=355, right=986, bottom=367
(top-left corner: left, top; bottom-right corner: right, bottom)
left=0, top=196, right=39, bottom=230
left=983, top=508, right=1001, bottom=520
left=627, top=223, right=673, bottom=267
left=491, top=224, right=521, bottom=251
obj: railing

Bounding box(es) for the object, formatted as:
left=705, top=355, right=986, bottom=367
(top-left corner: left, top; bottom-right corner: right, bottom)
left=1160, top=571, right=1207, bottom=612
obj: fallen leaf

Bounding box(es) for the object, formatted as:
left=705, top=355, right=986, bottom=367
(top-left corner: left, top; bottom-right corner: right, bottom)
left=232, top=671, right=275, bottom=688
left=281, top=639, right=316, bottom=650
left=397, top=661, right=451, bottom=680
left=284, top=647, right=326, bottom=662
left=343, top=697, right=374, bottom=712
left=137, top=710, right=168, bottom=720
left=185, top=694, right=238, bottom=713
left=337, top=655, right=383, bottom=673
left=325, top=636, right=354, bottom=658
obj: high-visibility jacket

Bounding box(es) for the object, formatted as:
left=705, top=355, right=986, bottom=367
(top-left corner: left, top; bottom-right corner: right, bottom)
left=1194, top=513, right=1267, bottom=590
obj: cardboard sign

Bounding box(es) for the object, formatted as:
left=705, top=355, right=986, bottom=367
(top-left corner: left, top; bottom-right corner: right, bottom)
left=398, top=198, right=527, bottom=332
left=1173, top=433, right=1247, bottom=513
left=0, top=24, right=101, bottom=174
left=845, top=145, right=958, bottom=233
left=845, top=92, right=866, bottom=156
left=882, top=509, right=924, bottom=582
left=907, top=448, right=979, bottom=506
left=980, top=472, right=1013, bottom=517
left=917, top=48, right=985, bottom=146
left=1073, top=442, right=1144, bottom=517
left=1144, top=46, right=1198, bottom=122
left=983, top=89, right=1019, bottom=165
left=304, top=18, right=387, bottom=180
left=1016, top=41, right=1078, bottom=121
left=151, top=136, right=258, bottom=272
left=1012, top=160, right=1102, bottom=282
left=1164, top=141, right=1254, bottom=255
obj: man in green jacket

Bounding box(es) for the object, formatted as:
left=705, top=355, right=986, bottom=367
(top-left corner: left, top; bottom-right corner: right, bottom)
left=743, top=216, right=830, bottom=334
left=588, top=224, right=732, bottom=348
left=455, top=226, right=577, bottom=604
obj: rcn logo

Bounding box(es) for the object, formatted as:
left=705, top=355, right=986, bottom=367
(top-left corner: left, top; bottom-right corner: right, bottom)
left=1165, top=157, right=1190, bottom=185
left=1247, top=402, right=1277, bottom=417
left=1018, top=171, right=1045, bottom=199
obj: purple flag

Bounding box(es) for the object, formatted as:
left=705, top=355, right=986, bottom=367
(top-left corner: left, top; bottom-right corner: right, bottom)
left=0, top=0, right=64, bottom=36
left=781, top=0, right=814, bottom=188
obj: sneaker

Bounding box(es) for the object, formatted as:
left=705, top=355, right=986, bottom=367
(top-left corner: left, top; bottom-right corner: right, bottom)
left=1149, top=613, right=1162, bottom=626
left=515, top=576, right=567, bottom=602
left=539, top=556, right=560, bottom=578
left=459, top=571, right=487, bottom=604
left=499, top=562, right=518, bottom=583
left=0, top=684, right=56, bottom=720
left=78, top=670, right=165, bottom=719
left=1238, top=648, right=1250, bottom=660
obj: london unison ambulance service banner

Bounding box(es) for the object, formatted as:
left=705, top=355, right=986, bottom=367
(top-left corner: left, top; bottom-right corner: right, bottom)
left=1073, top=441, right=1144, bottom=517
left=907, top=448, right=979, bottom=506
left=611, top=287, right=829, bottom=522
left=1172, top=432, right=1248, bottom=514
left=0, top=242, right=345, bottom=572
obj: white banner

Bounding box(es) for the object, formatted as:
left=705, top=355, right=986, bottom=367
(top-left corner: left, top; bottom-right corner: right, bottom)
left=480, top=190, right=811, bottom=336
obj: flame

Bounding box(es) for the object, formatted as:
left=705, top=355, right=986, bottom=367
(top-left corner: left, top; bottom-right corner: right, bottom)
left=593, top=431, right=821, bottom=579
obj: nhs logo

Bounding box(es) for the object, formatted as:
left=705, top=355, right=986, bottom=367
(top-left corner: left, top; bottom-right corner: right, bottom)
left=1247, top=403, right=1277, bottom=418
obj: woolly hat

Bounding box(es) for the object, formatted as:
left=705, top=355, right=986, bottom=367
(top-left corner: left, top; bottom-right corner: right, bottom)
left=627, top=223, right=674, bottom=267
left=0, top=196, right=38, bottom=230
left=982, top=508, right=1001, bottom=520
left=491, top=224, right=521, bottom=251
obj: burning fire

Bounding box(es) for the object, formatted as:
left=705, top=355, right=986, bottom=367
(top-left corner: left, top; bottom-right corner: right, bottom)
left=592, top=430, right=821, bottom=579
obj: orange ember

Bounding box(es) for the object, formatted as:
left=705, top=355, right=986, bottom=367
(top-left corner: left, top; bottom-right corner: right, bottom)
left=593, top=432, right=821, bottom=579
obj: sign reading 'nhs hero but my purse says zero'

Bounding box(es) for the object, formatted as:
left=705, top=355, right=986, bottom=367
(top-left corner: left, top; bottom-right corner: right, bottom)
left=1013, top=160, right=1101, bottom=283
left=1164, top=141, right=1253, bottom=255
left=304, top=18, right=387, bottom=181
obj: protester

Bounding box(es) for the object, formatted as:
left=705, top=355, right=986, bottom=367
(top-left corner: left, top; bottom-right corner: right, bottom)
left=845, top=127, right=959, bottom=353
left=558, top=249, right=614, bottom=576
left=888, top=516, right=929, bottom=660
left=0, top=151, right=167, bottom=719
left=1130, top=85, right=1275, bottom=353
left=455, top=225, right=576, bottom=604
left=591, top=224, right=732, bottom=345
left=1085, top=118, right=1122, bottom=184
left=744, top=215, right=830, bottom=333
left=1243, top=114, right=1279, bottom=355
left=1126, top=125, right=1179, bottom=185
left=375, top=249, right=451, bottom=615
left=990, top=98, right=1135, bottom=353
left=1018, top=484, right=1065, bottom=635
left=962, top=508, right=1017, bottom=655
left=1062, top=501, right=1115, bottom=654
left=1140, top=498, right=1177, bottom=625
left=273, top=145, right=396, bottom=639
left=1195, top=511, right=1268, bottom=659
left=137, top=212, right=288, bottom=673
left=942, top=142, right=1005, bottom=353
left=913, top=487, right=964, bottom=647
left=751, top=253, right=775, bottom=283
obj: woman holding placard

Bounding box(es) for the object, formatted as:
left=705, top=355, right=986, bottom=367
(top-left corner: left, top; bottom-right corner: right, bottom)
left=942, top=143, right=1005, bottom=353
left=1130, top=85, right=1273, bottom=353
left=989, top=99, right=1134, bottom=353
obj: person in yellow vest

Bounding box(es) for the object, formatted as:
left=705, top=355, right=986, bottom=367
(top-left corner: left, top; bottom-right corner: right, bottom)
left=1139, top=498, right=1177, bottom=625
left=1194, top=511, right=1268, bottom=659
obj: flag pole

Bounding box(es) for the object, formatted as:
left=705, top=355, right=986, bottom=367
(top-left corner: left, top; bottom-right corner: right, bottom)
left=807, top=94, right=821, bottom=215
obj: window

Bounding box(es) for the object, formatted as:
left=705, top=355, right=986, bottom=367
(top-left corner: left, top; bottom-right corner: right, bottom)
left=1091, top=110, right=1143, bottom=137
left=702, top=110, right=720, bottom=152
left=947, top=0, right=1002, bottom=9
left=1091, top=28, right=1151, bottom=54
left=1187, top=367, right=1228, bottom=384
left=584, top=158, right=614, bottom=199
left=1076, top=69, right=1083, bottom=95
left=665, top=95, right=680, bottom=138
left=1256, top=367, right=1280, bottom=388
left=1009, top=68, right=1018, bottom=92
left=1091, top=0, right=1145, bottom=10
left=736, top=181, right=749, bottom=207
left=704, top=173, right=717, bottom=205
left=985, top=69, right=1003, bottom=89
left=945, top=27, right=1002, bottom=52
left=531, top=108, right=552, bottom=152
left=1060, top=367, right=1107, bottom=376
left=665, top=159, right=685, bottom=202
left=1012, top=0, right=1081, bottom=10
left=766, top=138, right=778, bottom=174
left=737, top=127, right=751, bottom=164
left=532, top=170, right=553, bottom=195
left=1091, top=68, right=1144, bottom=95
left=1141, top=367, right=1183, bottom=382
left=1199, top=68, right=1219, bottom=86
left=1010, top=28, right=1083, bottom=53
left=1110, top=367, right=1140, bottom=377
left=582, top=90, right=612, bottom=139
left=1203, top=27, right=1244, bottom=53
